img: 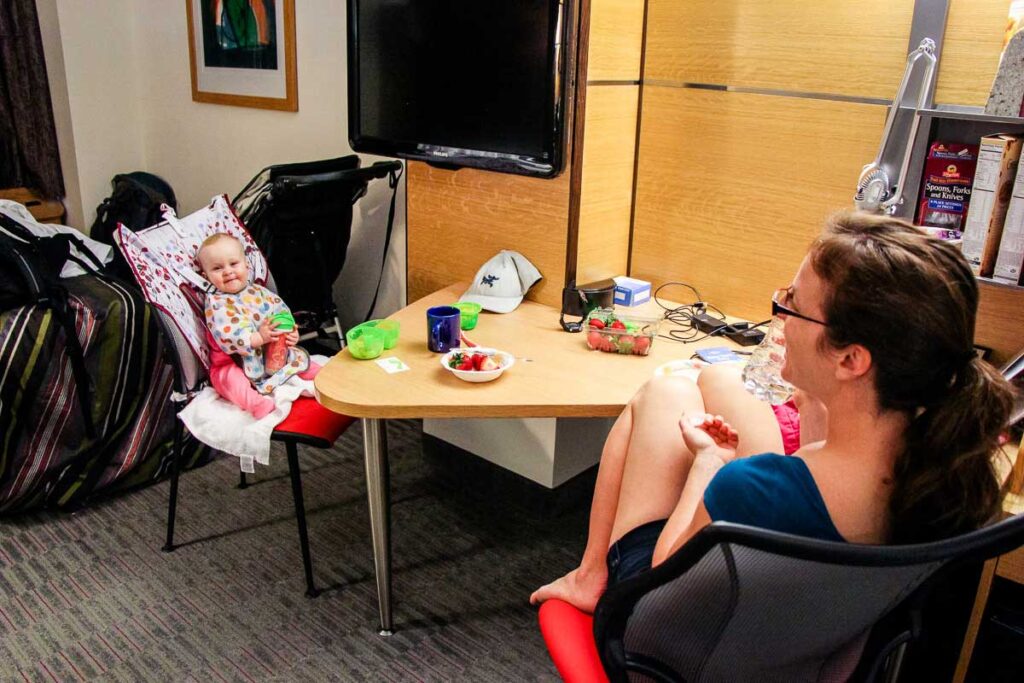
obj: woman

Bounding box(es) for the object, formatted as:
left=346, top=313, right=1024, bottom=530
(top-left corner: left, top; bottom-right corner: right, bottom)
left=531, top=211, right=1015, bottom=612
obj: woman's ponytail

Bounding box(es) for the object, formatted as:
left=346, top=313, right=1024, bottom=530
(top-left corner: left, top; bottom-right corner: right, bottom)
left=888, top=357, right=1014, bottom=543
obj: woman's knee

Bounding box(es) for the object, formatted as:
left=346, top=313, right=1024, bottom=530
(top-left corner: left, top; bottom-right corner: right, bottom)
left=632, top=375, right=702, bottom=411
left=696, top=363, right=743, bottom=396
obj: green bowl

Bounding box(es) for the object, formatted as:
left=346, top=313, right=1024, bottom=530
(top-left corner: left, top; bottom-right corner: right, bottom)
left=346, top=325, right=385, bottom=359
left=453, top=302, right=482, bottom=330
left=356, top=319, right=400, bottom=349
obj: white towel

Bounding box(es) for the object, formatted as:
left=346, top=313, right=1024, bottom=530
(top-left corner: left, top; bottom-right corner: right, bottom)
left=177, top=354, right=329, bottom=471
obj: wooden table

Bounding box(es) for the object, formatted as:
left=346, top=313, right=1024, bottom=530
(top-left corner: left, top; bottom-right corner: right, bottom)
left=315, top=283, right=744, bottom=633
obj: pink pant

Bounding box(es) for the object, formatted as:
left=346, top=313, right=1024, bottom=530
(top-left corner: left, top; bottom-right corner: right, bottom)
left=208, top=337, right=320, bottom=417
left=770, top=399, right=801, bottom=455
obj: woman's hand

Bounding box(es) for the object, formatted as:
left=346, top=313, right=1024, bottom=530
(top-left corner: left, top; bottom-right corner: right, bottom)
left=679, top=412, right=738, bottom=463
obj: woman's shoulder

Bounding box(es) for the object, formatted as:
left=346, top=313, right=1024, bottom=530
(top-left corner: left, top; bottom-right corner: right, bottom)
left=717, top=453, right=795, bottom=476
left=707, top=453, right=844, bottom=541
left=707, top=454, right=791, bottom=500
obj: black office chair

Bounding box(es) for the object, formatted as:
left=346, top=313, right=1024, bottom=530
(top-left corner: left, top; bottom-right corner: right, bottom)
left=233, top=155, right=403, bottom=348
left=540, top=514, right=1024, bottom=682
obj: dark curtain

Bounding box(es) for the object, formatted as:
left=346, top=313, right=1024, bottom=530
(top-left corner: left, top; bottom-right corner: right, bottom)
left=0, top=0, right=64, bottom=198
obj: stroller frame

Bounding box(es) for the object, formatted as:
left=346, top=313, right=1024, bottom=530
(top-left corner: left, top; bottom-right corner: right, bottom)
left=233, top=155, right=403, bottom=349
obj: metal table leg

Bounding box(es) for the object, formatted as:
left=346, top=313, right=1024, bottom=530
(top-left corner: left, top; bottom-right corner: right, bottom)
left=362, top=417, right=393, bottom=635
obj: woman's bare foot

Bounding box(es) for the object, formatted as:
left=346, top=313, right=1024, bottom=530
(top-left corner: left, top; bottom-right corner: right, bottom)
left=529, top=566, right=607, bottom=613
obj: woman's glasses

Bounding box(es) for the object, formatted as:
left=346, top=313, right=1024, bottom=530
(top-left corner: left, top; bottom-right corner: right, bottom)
left=772, top=288, right=829, bottom=326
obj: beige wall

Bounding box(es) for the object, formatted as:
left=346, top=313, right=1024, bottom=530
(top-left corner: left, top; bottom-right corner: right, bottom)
left=37, top=0, right=144, bottom=230
left=38, top=0, right=406, bottom=323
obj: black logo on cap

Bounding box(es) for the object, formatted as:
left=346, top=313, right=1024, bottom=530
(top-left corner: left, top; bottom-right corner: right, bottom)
left=481, top=275, right=499, bottom=287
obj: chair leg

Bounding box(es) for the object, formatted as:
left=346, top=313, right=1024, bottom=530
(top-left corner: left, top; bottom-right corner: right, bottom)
left=333, top=315, right=346, bottom=348
left=884, top=641, right=908, bottom=683
left=238, top=471, right=249, bottom=489
left=285, top=441, right=319, bottom=598
left=162, top=415, right=183, bottom=552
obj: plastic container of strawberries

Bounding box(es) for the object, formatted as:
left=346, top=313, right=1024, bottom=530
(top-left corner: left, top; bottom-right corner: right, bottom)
left=583, top=308, right=661, bottom=356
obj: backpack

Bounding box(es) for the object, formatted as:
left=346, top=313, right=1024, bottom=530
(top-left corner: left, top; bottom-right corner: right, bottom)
left=0, top=213, right=101, bottom=437
left=91, top=172, right=177, bottom=279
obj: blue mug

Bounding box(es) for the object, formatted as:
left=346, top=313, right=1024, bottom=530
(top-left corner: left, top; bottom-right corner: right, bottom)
left=426, top=305, right=461, bottom=353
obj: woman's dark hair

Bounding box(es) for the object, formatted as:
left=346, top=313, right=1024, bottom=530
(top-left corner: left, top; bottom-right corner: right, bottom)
left=809, top=211, right=1015, bottom=543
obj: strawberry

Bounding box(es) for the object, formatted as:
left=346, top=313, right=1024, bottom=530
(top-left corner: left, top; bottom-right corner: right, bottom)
left=610, top=320, right=626, bottom=330
left=586, top=330, right=604, bottom=350
left=589, top=318, right=605, bottom=329
left=457, top=357, right=474, bottom=371
left=471, top=353, right=486, bottom=370
left=633, top=336, right=651, bottom=355
left=480, top=356, right=499, bottom=371
left=447, top=352, right=465, bottom=369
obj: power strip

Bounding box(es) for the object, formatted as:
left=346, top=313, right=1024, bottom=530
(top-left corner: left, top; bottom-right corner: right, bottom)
left=726, top=327, right=765, bottom=346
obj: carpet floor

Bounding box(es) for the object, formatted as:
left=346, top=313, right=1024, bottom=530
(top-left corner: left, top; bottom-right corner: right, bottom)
left=0, top=420, right=594, bottom=682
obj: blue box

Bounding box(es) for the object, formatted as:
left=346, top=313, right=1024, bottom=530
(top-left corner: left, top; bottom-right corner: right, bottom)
left=613, top=276, right=651, bottom=306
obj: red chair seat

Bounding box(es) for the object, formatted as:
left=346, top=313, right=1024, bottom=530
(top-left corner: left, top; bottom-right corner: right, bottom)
left=272, top=396, right=354, bottom=447
left=539, top=600, right=609, bottom=683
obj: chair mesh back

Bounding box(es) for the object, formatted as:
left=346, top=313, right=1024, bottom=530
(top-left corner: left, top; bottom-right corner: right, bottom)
left=622, top=543, right=941, bottom=683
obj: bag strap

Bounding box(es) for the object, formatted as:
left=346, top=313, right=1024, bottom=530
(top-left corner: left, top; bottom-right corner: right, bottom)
left=2, top=212, right=107, bottom=276
left=49, top=289, right=97, bottom=439
left=362, top=165, right=404, bottom=323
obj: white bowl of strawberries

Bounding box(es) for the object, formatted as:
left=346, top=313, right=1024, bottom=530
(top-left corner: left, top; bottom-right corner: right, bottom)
left=441, top=347, right=515, bottom=383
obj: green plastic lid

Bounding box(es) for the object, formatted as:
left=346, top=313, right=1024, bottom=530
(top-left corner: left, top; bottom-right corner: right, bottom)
left=270, top=312, right=295, bottom=330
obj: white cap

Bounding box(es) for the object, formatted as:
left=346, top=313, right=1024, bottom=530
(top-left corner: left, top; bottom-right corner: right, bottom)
left=459, top=250, right=543, bottom=313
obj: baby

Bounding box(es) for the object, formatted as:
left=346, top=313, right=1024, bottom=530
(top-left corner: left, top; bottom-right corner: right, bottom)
left=196, top=233, right=319, bottom=419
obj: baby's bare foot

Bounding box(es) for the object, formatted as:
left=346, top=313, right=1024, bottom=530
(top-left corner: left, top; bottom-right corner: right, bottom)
left=529, top=567, right=607, bottom=613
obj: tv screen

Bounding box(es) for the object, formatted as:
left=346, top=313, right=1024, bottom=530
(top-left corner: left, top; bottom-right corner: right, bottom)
left=348, top=0, right=570, bottom=178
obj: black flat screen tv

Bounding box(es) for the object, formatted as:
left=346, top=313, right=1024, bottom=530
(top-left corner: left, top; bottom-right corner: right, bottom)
left=347, top=0, right=571, bottom=178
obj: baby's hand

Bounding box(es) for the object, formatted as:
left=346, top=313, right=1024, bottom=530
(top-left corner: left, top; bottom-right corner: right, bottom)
left=284, top=329, right=300, bottom=347
left=253, top=320, right=281, bottom=348
left=679, top=413, right=739, bottom=463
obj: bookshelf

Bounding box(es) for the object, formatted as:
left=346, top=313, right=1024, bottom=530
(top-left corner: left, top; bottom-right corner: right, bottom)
left=893, top=106, right=1024, bottom=293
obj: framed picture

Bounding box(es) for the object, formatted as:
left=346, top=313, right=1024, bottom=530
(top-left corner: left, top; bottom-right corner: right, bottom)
left=186, top=0, right=297, bottom=111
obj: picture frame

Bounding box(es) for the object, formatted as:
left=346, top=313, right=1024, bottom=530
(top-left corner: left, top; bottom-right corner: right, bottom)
left=186, top=0, right=297, bottom=111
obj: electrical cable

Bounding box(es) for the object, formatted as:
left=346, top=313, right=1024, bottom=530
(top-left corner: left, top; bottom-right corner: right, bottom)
left=652, top=281, right=730, bottom=344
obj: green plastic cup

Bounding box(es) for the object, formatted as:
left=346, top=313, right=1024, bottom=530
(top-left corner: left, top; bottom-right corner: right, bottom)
left=453, top=302, right=482, bottom=330
left=346, top=325, right=385, bottom=360
left=269, top=312, right=296, bottom=331
left=358, top=319, right=400, bottom=349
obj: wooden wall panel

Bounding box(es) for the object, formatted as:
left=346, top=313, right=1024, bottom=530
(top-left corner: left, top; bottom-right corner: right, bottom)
left=643, top=0, right=913, bottom=98
left=406, top=162, right=570, bottom=308
left=631, top=87, right=884, bottom=323
left=588, top=0, right=645, bottom=81
left=576, top=85, right=639, bottom=284
left=936, top=0, right=1007, bottom=106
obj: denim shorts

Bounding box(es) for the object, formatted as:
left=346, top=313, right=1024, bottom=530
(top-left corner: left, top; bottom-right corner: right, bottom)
left=606, top=518, right=668, bottom=587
